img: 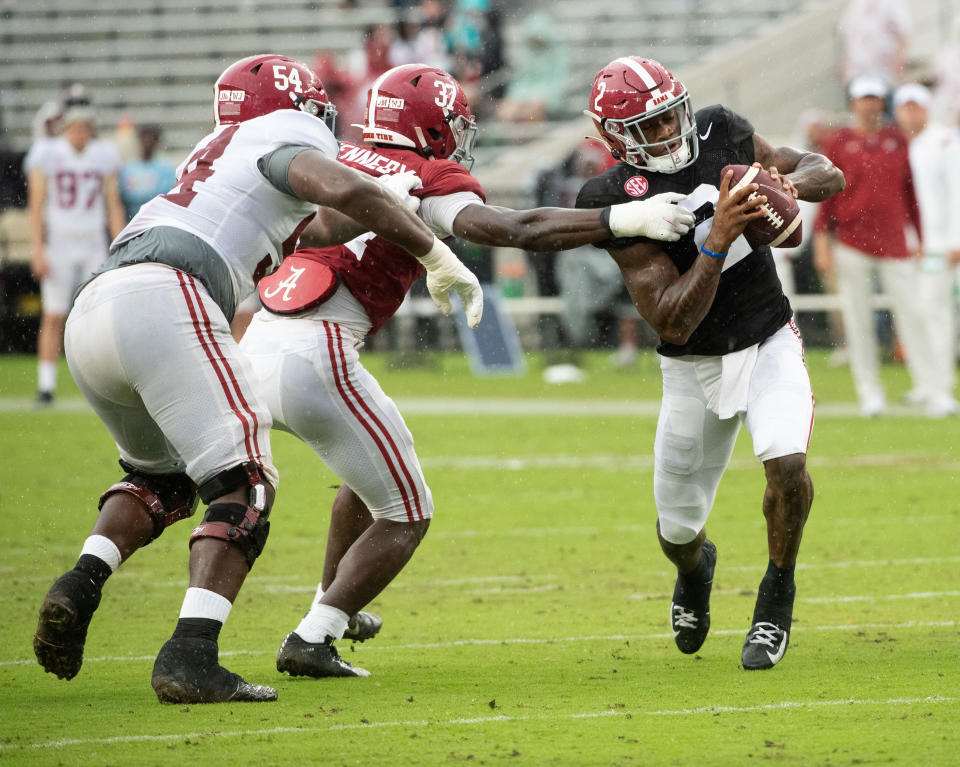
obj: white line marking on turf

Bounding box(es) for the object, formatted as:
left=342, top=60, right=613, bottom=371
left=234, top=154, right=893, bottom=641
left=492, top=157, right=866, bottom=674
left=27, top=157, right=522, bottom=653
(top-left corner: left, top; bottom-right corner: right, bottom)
left=3, top=620, right=955, bottom=668
left=4, top=697, right=955, bottom=751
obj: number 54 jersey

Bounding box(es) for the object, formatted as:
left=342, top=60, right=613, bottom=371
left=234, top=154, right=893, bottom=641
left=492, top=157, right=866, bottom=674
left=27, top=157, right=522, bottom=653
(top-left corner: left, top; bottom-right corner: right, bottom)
left=112, top=109, right=338, bottom=312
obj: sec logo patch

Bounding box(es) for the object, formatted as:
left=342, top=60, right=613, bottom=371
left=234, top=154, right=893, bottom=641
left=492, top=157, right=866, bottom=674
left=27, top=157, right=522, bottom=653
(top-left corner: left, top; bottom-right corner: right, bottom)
left=624, top=176, right=648, bottom=197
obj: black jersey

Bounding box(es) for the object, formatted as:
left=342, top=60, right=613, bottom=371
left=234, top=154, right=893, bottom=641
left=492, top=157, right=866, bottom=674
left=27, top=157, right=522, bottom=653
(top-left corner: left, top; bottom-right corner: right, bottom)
left=576, top=104, right=792, bottom=357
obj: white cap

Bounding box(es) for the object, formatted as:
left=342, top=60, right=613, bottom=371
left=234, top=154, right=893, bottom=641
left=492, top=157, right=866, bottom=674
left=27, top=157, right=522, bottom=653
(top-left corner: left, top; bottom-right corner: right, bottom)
left=848, top=75, right=889, bottom=100
left=63, top=105, right=95, bottom=125
left=894, top=83, right=932, bottom=109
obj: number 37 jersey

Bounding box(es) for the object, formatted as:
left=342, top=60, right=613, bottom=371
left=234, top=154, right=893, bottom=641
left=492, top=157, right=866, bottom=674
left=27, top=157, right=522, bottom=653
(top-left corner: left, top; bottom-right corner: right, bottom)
left=113, top=109, right=338, bottom=308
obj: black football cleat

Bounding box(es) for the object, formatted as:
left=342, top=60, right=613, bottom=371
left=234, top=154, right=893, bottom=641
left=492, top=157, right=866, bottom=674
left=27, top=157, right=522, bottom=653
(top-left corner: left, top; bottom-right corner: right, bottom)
left=35, top=390, right=54, bottom=407
left=151, top=637, right=277, bottom=703
left=670, top=539, right=717, bottom=654
left=741, top=621, right=790, bottom=670
left=34, top=570, right=102, bottom=680
left=276, top=632, right=371, bottom=678
left=343, top=611, right=382, bottom=643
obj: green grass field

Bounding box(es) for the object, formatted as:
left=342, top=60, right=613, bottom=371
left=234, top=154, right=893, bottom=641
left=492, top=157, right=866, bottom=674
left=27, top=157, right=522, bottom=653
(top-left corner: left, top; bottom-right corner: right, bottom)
left=1, top=350, right=957, bottom=766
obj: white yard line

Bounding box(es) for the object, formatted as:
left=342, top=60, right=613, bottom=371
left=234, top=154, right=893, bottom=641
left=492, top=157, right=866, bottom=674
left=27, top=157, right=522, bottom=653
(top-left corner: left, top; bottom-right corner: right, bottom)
left=4, top=695, right=955, bottom=751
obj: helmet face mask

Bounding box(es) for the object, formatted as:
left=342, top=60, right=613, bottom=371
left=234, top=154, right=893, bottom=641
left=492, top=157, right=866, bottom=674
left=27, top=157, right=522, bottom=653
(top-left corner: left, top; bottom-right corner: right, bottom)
left=214, top=54, right=337, bottom=129
left=357, top=64, right=478, bottom=170
left=585, top=56, right=698, bottom=174
left=446, top=112, right=478, bottom=170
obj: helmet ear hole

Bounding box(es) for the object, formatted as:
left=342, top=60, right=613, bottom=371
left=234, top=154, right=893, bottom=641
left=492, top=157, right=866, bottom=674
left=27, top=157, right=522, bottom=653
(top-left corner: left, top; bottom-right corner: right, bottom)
left=426, top=128, right=442, bottom=141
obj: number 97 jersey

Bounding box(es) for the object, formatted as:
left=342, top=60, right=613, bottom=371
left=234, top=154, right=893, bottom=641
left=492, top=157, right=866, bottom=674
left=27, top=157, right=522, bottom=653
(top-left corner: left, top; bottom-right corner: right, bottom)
left=112, top=109, right=338, bottom=312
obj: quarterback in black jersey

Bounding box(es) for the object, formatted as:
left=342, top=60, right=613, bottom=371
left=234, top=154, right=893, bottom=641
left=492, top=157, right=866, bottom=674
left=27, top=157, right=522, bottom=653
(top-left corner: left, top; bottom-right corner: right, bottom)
left=576, top=57, right=845, bottom=670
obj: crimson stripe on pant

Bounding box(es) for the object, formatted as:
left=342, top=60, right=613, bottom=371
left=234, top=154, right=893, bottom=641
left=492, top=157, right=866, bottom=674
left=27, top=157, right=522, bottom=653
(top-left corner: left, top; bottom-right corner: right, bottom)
left=323, top=321, right=422, bottom=522
left=176, top=272, right=262, bottom=465
left=788, top=317, right=815, bottom=453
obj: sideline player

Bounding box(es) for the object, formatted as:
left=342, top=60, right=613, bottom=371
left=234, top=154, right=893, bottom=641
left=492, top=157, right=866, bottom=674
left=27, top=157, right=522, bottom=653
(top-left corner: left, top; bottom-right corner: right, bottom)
left=238, top=63, right=696, bottom=677
left=575, top=57, right=844, bottom=669
left=26, top=92, right=126, bottom=405
left=32, top=54, right=482, bottom=703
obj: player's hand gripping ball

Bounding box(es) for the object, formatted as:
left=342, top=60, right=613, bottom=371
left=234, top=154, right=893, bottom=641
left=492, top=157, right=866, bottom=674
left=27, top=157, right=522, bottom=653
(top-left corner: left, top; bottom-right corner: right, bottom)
left=722, top=164, right=802, bottom=248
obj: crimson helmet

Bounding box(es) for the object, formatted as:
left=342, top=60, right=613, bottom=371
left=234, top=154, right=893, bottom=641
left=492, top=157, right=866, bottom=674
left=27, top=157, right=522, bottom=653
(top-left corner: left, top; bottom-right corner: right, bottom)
left=214, top=54, right=337, bottom=130
left=585, top=56, right=698, bottom=174
left=356, top=64, right=478, bottom=169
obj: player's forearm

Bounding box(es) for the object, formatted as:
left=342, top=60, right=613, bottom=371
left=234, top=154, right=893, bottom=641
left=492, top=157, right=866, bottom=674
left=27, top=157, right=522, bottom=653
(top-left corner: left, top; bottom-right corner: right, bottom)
left=298, top=209, right=368, bottom=248
left=288, top=152, right=435, bottom=257
left=498, top=207, right=609, bottom=251
left=335, top=189, right=434, bottom=257
left=788, top=154, right=845, bottom=203
left=651, top=255, right=724, bottom=344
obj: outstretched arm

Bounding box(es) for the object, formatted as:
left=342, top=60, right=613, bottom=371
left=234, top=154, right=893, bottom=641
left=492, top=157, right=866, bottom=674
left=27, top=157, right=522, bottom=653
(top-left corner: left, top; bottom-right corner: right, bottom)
left=450, top=193, right=695, bottom=252
left=753, top=134, right=845, bottom=202
left=287, top=150, right=436, bottom=257
left=287, top=150, right=482, bottom=327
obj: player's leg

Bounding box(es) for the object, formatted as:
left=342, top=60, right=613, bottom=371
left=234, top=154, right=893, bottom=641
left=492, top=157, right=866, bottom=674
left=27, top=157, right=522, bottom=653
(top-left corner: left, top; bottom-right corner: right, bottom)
left=321, top=485, right=383, bottom=642
left=34, top=268, right=207, bottom=680
left=35, top=254, right=74, bottom=402
left=244, top=315, right=432, bottom=677
left=128, top=269, right=278, bottom=702
left=742, top=321, right=815, bottom=670
left=654, top=356, right=740, bottom=654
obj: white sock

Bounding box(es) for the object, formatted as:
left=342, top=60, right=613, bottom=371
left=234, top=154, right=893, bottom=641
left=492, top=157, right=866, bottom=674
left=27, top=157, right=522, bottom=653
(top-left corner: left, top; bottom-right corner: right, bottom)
left=311, top=583, right=325, bottom=608
left=80, top=535, right=122, bottom=572
left=295, top=603, right=349, bottom=643
left=38, top=361, right=57, bottom=393
left=179, top=587, right=232, bottom=623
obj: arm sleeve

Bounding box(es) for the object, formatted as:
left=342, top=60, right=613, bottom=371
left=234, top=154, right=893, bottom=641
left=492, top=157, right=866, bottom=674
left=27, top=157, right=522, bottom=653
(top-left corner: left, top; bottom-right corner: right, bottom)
left=419, top=191, right=484, bottom=238
left=256, top=144, right=313, bottom=196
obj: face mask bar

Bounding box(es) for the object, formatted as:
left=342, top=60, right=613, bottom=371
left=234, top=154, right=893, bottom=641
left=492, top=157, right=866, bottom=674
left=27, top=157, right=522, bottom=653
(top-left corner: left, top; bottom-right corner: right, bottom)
left=447, top=113, right=478, bottom=171
left=604, top=93, right=699, bottom=174
left=298, top=96, right=338, bottom=133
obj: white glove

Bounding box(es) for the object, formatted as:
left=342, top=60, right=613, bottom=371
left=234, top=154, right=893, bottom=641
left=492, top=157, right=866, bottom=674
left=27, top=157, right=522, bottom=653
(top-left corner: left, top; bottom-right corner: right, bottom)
left=416, top=237, right=483, bottom=328
left=607, top=192, right=696, bottom=241
left=376, top=169, right=422, bottom=212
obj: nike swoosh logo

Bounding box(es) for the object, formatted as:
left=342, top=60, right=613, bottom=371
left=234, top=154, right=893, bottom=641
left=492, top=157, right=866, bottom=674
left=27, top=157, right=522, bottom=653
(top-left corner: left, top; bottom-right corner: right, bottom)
left=765, top=630, right=788, bottom=665
left=698, top=123, right=713, bottom=141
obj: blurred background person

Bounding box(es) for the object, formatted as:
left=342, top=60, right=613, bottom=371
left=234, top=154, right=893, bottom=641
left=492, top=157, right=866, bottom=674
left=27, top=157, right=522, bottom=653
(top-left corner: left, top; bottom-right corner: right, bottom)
left=837, top=0, right=912, bottom=88
left=781, top=107, right=848, bottom=365
left=814, top=75, right=924, bottom=418
left=118, top=124, right=176, bottom=222
left=26, top=92, right=124, bottom=405
left=496, top=12, right=569, bottom=123
left=895, top=82, right=960, bottom=417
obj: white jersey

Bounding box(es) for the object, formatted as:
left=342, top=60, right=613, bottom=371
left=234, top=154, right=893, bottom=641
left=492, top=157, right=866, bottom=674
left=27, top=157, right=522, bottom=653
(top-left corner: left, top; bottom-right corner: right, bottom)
left=25, top=136, right=121, bottom=240
left=908, top=122, right=960, bottom=254
left=114, top=109, right=338, bottom=306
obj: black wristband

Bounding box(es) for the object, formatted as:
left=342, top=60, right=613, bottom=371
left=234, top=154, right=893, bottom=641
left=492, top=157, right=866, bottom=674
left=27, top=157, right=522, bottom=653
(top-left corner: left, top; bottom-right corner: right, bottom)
left=600, top=206, right=613, bottom=236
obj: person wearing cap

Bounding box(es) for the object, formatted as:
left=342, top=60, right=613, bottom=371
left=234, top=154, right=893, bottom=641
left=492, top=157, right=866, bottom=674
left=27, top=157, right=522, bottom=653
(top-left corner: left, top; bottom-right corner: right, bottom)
left=26, top=93, right=126, bottom=405
left=894, top=82, right=960, bottom=416
left=814, top=74, right=926, bottom=417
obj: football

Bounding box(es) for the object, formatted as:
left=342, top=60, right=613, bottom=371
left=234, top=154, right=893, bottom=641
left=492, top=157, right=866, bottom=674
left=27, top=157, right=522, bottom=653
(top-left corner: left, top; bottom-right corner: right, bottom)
left=721, top=164, right=802, bottom=249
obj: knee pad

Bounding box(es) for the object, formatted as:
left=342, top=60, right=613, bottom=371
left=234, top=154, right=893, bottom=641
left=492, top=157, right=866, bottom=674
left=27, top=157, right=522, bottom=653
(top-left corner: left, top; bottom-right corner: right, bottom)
left=99, top=462, right=198, bottom=545
left=190, top=463, right=272, bottom=569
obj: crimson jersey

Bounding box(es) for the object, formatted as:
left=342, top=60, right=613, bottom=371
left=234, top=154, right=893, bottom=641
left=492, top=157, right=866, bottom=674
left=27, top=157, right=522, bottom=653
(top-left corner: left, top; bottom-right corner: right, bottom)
left=295, top=141, right=486, bottom=333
